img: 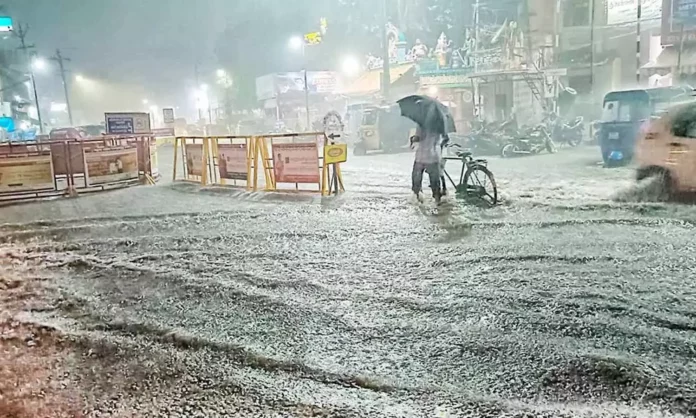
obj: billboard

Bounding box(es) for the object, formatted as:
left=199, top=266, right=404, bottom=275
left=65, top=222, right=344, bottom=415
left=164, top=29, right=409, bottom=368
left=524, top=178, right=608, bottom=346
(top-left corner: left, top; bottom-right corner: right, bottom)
left=217, top=144, right=248, bottom=181
left=105, top=112, right=152, bottom=134
left=84, top=147, right=139, bottom=186
left=663, top=0, right=696, bottom=44
left=0, top=155, right=54, bottom=192
left=255, top=72, right=340, bottom=101
left=608, top=0, right=661, bottom=26
left=271, top=143, right=320, bottom=184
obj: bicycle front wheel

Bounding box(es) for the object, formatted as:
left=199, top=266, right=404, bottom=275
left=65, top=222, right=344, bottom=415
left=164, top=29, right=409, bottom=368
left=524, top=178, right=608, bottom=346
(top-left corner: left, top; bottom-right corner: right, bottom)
left=463, top=164, right=498, bottom=206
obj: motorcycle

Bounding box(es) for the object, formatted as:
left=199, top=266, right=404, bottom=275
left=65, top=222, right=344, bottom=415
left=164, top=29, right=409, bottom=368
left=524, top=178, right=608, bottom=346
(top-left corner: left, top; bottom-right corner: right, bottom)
left=501, top=124, right=557, bottom=157
left=546, top=113, right=585, bottom=147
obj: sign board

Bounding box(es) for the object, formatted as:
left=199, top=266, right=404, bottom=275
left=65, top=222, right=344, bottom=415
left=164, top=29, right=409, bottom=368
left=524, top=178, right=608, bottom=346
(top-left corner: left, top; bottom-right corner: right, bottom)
left=162, top=108, right=175, bottom=124
left=324, top=144, right=348, bottom=165
left=105, top=112, right=151, bottom=134
left=271, top=143, right=320, bottom=184
left=607, top=0, right=661, bottom=25
left=0, top=155, right=54, bottom=192
left=304, top=32, right=322, bottom=45
left=185, top=144, right=204, bottom=177
left=84, top=147, right=139, bottom=186
left=152, top=128, right=175, bottom=137
left=217, top=144, right=248, bottom=181
left=0, top=16, right=13, bottom=32
left=543, top=68, right=568, bottom=77
left=663, top=0, right=696, bottom=44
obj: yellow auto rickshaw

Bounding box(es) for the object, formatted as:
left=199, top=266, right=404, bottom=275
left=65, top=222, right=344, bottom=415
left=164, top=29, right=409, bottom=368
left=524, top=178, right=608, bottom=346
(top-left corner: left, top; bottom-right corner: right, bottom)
left=354, top=104, right=416, bottom=155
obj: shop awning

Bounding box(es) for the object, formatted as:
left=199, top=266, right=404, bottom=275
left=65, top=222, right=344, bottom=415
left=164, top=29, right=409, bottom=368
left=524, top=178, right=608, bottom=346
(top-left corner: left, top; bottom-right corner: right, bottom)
left=642, top=47, right=696, bottom=74
left=340, top=64, right=415, bottom=96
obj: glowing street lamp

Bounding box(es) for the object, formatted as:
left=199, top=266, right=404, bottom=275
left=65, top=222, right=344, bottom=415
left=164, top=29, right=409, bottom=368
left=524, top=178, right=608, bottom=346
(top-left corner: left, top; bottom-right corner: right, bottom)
left=289, top=36, right=304, bottom=51
left=31, top=56, right=47, bottom=72
left=341, top=55, right=361, bottom=77
left=74, top=74, right=85, bottom=82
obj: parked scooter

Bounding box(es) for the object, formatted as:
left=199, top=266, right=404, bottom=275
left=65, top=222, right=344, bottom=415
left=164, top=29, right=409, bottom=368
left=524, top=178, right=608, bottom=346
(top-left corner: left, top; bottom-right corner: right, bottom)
left=501, top=124, right=557, bottom=157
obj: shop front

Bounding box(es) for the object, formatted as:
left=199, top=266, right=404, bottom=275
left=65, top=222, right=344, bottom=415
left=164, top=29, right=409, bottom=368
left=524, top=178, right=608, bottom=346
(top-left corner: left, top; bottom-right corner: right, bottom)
left=416, top=60, right=475, bottom=132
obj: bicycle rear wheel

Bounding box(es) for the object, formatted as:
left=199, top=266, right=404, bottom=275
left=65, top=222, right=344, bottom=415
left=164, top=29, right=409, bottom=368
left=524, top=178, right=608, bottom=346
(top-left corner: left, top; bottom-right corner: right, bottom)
left=463, top=164, right=498, bottom=206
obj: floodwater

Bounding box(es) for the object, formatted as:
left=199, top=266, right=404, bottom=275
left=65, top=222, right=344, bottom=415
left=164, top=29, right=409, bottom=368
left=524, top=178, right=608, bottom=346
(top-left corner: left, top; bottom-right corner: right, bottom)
left=1, top=145, right=695, bottom=417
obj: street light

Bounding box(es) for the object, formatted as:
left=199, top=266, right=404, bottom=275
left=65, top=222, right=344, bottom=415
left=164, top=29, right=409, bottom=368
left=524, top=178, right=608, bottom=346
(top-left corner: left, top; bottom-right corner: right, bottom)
left=341, top=55, right=361, bottom=78
left=289, top=35, right=310, bottom=130
left=31, top=56, right=47, bottom=72
left=289, top=36, right=304, bottom=51
left=75, top=74, right=85, bottom=82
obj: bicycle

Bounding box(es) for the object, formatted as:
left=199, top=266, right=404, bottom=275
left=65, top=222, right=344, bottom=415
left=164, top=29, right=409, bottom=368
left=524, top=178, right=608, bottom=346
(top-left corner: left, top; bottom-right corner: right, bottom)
left=441, top=143, right=498, bottom=206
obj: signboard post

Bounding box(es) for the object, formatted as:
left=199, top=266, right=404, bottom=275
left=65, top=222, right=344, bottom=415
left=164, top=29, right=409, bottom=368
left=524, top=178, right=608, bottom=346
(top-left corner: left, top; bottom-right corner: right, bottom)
left=162, top=108, right=175, bottom=124
left=105, top=112, right=152, bottom=134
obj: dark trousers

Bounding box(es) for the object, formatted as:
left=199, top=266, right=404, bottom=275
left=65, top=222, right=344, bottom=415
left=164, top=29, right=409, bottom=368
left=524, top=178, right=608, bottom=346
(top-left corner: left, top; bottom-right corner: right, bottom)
left=412, top=161, right=441, bottom=196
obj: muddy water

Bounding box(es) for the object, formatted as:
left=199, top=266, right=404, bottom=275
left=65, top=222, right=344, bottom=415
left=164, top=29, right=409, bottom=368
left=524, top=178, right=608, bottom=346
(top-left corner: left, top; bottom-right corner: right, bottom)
left=1, top=146, right=695, bottom=417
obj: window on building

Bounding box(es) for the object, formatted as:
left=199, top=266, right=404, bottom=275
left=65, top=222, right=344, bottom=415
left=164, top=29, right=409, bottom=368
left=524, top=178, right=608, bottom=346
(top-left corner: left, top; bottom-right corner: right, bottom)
left=563, top=0, right=590, bottom=27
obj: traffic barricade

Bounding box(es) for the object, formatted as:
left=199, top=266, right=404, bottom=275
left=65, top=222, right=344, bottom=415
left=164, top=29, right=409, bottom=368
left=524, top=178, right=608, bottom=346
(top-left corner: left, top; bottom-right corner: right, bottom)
left=254, top=132, right=346, bottom=196
left=207, top=136, right=255, bottom=190
left=172, top=136, right=210, bottom=185
left=0, top=135, right=157, bottom=204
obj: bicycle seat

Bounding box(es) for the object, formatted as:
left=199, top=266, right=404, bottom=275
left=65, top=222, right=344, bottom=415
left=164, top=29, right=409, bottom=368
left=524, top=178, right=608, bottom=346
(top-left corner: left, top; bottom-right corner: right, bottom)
left=456, top=150, right=472, bottom=158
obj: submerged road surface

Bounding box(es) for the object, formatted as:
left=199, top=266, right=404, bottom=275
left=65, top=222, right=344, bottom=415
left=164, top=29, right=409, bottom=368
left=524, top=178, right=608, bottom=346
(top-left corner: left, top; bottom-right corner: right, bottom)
left=1, top=146, right=696, bottom=417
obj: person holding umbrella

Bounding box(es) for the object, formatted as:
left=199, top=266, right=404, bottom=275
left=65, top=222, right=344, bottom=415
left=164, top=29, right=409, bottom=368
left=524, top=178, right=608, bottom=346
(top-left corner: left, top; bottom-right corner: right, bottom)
left=398, top=95, right=456, bottom=204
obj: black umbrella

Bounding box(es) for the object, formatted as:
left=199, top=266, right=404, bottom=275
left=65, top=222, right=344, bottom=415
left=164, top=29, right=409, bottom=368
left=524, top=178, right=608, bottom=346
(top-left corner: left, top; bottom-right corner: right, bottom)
left=397, top=95, right=456, bottom=135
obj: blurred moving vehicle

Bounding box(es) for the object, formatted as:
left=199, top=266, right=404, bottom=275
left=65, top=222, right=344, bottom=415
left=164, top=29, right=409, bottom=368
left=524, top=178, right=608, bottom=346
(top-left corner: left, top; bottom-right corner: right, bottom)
left=49, top=127, right=86, bottom=139
left=598, top=87, right=694, bottom=167
left=354, top=104, right=415, bottom=155
left=636, top=101, right=696, bottom=195
left=79, top=124, right=105, bottom=137
left=236, top=119, right=267, bottom=136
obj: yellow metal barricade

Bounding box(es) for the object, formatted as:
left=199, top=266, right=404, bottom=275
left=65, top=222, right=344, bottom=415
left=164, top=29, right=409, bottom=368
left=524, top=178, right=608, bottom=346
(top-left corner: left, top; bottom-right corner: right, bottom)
left=208, top=136, right=255, bottom=190
left=172, top=133, right=346, bottom=196
left=253, top=132, right=345, bottom=195
left=173, top=136, right=210, bottom=185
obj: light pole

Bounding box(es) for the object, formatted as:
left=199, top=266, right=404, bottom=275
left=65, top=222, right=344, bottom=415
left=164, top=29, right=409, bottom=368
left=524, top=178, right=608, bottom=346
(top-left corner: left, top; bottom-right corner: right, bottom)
left=29, top=57, right=45, bottom=133
left=289, top=36, right=310, bottom=130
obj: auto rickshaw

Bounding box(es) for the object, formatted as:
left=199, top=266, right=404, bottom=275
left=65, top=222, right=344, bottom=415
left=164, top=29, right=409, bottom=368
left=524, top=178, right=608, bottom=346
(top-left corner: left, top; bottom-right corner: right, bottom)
left=599, top=86, right=694, bottom=167
left=353, top=104, right=416, bottom=155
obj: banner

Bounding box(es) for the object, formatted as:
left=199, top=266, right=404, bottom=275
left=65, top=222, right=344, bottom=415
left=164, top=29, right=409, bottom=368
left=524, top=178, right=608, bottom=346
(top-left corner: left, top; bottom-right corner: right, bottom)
left=84, top=147, right=139, bottom=186
left=218, top=144, right=248, bottom=180
left=272, top=143, right=320, bottom=183
left=0, top=155, right=54, bottom=192
left=185, top=144, right=204, bottom=177
left=607, top=0, right=661, bottom=25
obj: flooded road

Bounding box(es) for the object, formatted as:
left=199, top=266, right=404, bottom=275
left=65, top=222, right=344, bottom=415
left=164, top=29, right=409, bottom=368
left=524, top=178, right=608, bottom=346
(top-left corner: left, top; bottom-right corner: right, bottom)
left=2, top=145, right=696, bottom=417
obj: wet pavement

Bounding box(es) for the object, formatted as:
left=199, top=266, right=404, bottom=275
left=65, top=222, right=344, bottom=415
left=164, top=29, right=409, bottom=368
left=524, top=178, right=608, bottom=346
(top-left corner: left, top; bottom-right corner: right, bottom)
left=2, top=144, right=696, bottom=417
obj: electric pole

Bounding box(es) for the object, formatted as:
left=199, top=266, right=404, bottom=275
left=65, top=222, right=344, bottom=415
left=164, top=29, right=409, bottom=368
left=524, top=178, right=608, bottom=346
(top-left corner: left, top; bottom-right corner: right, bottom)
left=14, top=23, right=44, bottom=133
left=51, top=49, right=73, bottom=126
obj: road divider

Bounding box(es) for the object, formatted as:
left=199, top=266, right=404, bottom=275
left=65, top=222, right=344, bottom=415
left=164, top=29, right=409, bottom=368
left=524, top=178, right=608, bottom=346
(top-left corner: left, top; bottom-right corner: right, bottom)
left=172, top=133, right=346, bottom=196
